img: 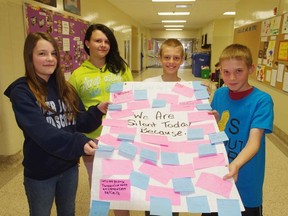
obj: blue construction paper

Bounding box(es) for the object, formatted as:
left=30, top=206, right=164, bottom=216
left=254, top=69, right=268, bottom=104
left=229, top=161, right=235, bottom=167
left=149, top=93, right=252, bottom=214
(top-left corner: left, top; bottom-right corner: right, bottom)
left=134, top=89, right=148, bottom=100
left=130, top=170, right=150, bottom=190
left=150, top=196, right=172, bottom=216
left=196, top=103, right=212, bottom=110
left=187, top=128, right=204, bottom=140
left=198, top=144, right=217, bottom=157
left=172, top=177, right=195, bottom=193
left=186, top=196, right=211, bottom=213
left=118, top=141, right=137, bottom=159
left=161, top=151, right=179, bottom=165
left=108, top=104, right=122, bottom=111
left=194, top=90, right=210, bottom=99
left=109, top=82, right=123, bottom=92
left=89, top=200, right=110, bottom=216
left=209, top=131, right=229, bottom=144
left=192, top=81, right=206, bottom=91
left=140, top=148, right=158, bottom=163
left=118, top=133, right=135, bottom=141
left=152, top=99, right=166, bottom=108
left=217, top=199, right=241, bottom=216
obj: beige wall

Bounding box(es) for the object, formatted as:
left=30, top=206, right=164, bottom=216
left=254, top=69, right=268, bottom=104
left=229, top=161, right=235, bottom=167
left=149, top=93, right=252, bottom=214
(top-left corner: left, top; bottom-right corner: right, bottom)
left=1, top=0, right=287, bottom=157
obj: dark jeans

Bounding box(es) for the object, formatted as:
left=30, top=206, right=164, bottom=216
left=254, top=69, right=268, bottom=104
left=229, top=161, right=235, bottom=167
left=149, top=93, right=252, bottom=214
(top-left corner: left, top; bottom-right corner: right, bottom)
left=202, top=205, right=263, bottom=216
left=145, top=211, right=179, bottom=216
left=24, top=165, right=79, bottom=216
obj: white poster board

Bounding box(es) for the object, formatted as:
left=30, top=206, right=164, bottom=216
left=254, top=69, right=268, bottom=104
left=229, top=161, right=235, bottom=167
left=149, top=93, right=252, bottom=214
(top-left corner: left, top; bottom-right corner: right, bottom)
left=90, top=81, right=244, bottom=215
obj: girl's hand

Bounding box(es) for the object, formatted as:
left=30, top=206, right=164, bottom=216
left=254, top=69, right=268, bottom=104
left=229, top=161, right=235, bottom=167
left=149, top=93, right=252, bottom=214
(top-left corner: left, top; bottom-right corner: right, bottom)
left=208, top=110, right=220, bottom=122
left=84, top=140, right=98, bottom=155
left=97, top=102, right=110, bottom=114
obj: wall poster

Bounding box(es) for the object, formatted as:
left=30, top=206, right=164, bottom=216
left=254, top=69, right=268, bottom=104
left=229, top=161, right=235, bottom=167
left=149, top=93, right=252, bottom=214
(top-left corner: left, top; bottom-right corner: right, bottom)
left=24, top=3, right=89, bottom=73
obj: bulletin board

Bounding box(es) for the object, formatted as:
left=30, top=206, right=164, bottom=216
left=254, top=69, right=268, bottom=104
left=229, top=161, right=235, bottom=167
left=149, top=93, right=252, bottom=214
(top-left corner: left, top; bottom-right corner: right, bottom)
left=23, top=3, right=89, bottom=73
left=234, top=13, right=288, bottom=92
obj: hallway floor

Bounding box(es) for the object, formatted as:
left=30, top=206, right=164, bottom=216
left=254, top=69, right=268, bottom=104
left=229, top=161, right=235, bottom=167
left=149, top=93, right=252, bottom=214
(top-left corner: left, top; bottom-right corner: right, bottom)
left=0, top=67, right=287, bottom=216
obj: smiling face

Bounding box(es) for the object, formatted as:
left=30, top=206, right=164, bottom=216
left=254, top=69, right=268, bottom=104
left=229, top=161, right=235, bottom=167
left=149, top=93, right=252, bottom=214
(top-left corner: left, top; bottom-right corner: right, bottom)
left=159, top=45, right=184, bottom=76
left=32, top=39, right=57, bottom=81
left=85, top=30, right=110, bottom=61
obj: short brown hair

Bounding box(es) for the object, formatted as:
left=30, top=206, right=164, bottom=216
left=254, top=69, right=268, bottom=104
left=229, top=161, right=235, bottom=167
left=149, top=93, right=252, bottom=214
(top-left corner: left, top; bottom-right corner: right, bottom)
left=159, top=38, right=184, bottom=58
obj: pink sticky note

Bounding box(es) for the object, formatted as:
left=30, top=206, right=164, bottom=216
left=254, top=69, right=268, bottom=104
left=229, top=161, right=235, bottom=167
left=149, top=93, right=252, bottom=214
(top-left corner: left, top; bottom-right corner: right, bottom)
left=141, top=134, right=169, bottom=146
left=102, top=159, right=134, bottom=176
left=111, top=90, right=134, bottom=103
left=127, top=100, right=150, bottom=110
left=189, top=122, right=216, bottom=134
left=195, top=172, right=233, bottom=198
left=172, top=83, right=194, bottom=98
left=110, top=126, right=137, bottom=135
left=193, top=153, right=227, bottom=170
left=108, top=109, right=134, bottom=119
left=99, top=179, right=131, bottom=201
left=163, top=164, right=195, bottom=179
left=133, top=141, right=161, bottom=156
left=146, top=185, right=181, bottom=205
left=188, top=111, right=215, bottom=122
left=97, top=134, right=121, bottom=148
left=139, top=162, right=171, bottom=184
left=156, top=93, right=179, bottom=104
left=102, top=119, right=128, bottom=127
left=170, top=103, right=196, bottom=112
left=163, top=139, right=210, bottom=153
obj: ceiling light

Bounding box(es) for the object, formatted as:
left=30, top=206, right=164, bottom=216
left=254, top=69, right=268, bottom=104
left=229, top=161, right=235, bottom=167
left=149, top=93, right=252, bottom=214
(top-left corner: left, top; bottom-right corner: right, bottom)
left=166, top=28, right=183, bottom=31
left=162, top=20, right=187, bottom=23
left=153, top=0, right=195, bottom=2
left=223, top=11, right=236, bottom=15
left=158, top=12, right=190, bottom=15
left=175, top=4, right=192, bottom=8
left=164, top=25, right=184, bottom=27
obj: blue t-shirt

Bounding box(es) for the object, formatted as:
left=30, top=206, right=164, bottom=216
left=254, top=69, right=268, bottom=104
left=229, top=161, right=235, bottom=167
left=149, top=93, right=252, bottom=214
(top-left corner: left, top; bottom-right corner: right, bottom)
left=211, top=87, right=274, bottom=207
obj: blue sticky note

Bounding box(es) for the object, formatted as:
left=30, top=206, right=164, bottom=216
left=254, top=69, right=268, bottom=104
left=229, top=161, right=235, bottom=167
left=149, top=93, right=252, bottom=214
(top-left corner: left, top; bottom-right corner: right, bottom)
left=172, top=177, right=195, bottom=193
left=217, top=199, right=241, bottom=216
left=195, top=90, right=210, bottom=99
left=192, top=81, right=206, bottom=91
left=152, top=99, right=166, bottom=108
left=161, top=152, right=179, bottom=165
left=97, top=144, right=115, bottom=152
left=89, top=200, right=110, bottom=216
left=130, top=170, right=150, bottom=190
left=108, top=104, right=122, bottom=111
left=110, top=82, right=123, bottom=93
left=186, top=196, right=210, bottom=213
left=196, top=103, right=212, bottom=110
left=134, top=89, right=148, bottom=100
left=198, top=144, right=217, bottom=157
left=140, top=148, right=158, bottom=163
left=118, top=141, right=137, bottom=159
left=118, top=133, right=135, bottom=142
left=150, top=196, right=172, bottom=216
left=187, top=128, right=204, bottom=140
left=209, top=131, right=229, bottom=144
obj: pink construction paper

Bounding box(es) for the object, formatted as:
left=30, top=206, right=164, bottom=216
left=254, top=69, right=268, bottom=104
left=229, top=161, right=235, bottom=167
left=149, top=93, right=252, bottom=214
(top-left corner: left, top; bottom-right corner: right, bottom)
left=146, top=185, right=181, bottom=205
left=99, top=179, right=131, bottom=201
left=138, top=162, right=171, bottom=184
left=163, top=164, right=195, bottom=178
left=195, top=172, right=233, bottom=198
left=102, top=119, right=128, bottom=127
left=111, top=90, right=134, bottom=104
left=141, top=134, right=169, bottom=146
left=108, top=109, right=134, bottom=119
left=97, top=134, right=121, bottom=148
left=102, top=159, right=134, bottom=176
left=110, top=126, right=137, bottom=135
left=172, top=83, right=194, bottom=98
left=193, top=153, right=227, bottom=170
left=188, top=111, right=215, bottom=122
left=156, top=93, right=179, bottom=104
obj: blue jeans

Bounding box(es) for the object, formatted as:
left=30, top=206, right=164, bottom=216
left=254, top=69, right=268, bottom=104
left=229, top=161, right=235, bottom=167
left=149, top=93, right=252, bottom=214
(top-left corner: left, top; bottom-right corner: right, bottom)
left=24, top=165, right=79, bottom=216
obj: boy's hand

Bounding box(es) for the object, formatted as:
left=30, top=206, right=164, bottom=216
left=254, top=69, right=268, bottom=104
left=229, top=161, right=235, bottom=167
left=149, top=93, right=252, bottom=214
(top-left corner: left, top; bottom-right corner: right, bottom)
left=84, top=140, right=98, bottom=155
left=208, top=110, right=219, bottom=122
left=223, top=162, right=239, bottom=182
left=97, top=102, right=110, bottom=114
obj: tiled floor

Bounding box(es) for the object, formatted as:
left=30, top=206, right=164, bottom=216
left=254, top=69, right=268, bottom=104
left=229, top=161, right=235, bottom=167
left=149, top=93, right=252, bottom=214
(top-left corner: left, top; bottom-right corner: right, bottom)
left=0, top=67, right=287, bottom=216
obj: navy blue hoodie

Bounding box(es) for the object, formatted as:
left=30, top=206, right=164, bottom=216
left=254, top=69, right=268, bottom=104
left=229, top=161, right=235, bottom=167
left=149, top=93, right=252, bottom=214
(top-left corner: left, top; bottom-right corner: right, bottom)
left=4, top=75, right=104, bottom=180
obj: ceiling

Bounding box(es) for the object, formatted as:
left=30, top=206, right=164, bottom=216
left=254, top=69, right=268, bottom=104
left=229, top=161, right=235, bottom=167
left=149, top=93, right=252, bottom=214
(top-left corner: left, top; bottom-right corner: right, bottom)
left=107, top=0, right=240, bottom=30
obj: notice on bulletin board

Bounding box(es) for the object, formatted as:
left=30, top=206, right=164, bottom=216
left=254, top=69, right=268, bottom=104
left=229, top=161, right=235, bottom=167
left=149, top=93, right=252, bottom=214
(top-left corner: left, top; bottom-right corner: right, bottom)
left=24, top=3, right=89, bottom=73
left=90, top=82, right=244, bottom=215
left=278, top=41, right=288, bottom=61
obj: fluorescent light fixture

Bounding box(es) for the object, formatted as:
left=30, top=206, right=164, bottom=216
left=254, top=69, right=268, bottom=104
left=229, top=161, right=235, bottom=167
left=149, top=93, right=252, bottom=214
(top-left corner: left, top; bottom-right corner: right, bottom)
left=175, top=4, right=192, bottom=8
left=158, top=12, right=190, bottom=15
left=153, top=0, right=195, bottom=2
left=164, top=25, right=184, bottom=27
left=166, top=28, right=183, bottom=31
left=162, top=20, right=187, bottom=23
left=223, top=11, right=236, bottom=15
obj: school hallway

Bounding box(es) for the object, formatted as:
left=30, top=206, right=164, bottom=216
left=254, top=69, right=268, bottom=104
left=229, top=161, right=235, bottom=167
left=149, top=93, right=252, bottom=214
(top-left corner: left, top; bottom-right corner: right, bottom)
left=0, top=67, right=287, bottom=216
